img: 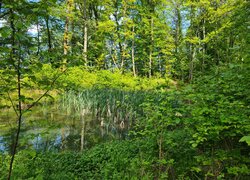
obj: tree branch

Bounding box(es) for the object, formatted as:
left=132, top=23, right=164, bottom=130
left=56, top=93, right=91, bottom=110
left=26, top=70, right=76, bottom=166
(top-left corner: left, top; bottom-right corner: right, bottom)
left=0, top=76, right=18, bottom=117
left=8, top=67, right=67, bottom=179
left=25, top=68, right=67, bottom=112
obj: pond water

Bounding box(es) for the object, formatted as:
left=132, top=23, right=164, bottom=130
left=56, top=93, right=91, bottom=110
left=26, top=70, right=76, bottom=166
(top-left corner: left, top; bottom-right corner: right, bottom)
left=0, top=105, right=128, bottom=154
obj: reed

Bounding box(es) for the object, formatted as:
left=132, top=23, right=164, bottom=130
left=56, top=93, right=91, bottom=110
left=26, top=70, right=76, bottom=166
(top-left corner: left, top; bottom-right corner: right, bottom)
left=59, top=88, right=151, bottom=130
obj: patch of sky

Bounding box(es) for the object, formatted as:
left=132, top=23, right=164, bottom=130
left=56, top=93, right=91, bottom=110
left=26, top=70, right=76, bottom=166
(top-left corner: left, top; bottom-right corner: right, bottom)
left=0, top=19, right=7, bottom=28
left=27, top=0, right=40, bottom=2
left=27, top=24, right=39, bottom=35
left=0, top=136, right=5, bottom=152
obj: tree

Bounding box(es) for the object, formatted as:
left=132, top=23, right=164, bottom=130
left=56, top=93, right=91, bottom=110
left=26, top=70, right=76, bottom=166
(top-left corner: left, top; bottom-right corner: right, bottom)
left=63, top=0, right=74, bottom=69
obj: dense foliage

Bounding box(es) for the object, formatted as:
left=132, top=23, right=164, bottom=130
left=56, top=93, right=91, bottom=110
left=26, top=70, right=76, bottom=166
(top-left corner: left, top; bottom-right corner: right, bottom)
left=0, top=0, right=248, bottom=78
left=1, top=62, right=250, bottom=179
left=0, top=0, right=249, bottom=179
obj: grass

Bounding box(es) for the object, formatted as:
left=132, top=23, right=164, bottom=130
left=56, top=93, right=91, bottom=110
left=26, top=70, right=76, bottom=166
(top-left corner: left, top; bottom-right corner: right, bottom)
left=59, top=89, right=155, bottom=131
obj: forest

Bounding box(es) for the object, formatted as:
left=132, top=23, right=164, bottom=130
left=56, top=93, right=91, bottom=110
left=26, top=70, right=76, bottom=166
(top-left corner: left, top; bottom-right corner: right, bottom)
left=0, top=0, right=249, bottom=179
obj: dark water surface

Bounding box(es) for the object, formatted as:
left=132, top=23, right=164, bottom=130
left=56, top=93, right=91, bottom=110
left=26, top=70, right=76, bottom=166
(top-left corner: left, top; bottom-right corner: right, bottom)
left=0, top=105, right=128, bottom=153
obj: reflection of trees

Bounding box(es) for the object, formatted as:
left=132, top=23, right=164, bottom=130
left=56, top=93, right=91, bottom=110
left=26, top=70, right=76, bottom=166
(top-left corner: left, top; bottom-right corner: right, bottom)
left=0, top=127, right=32, bottom=154
left=80, top=117, right=85, bottom=151
left=62, top=130, right=81, bottom=151
left=0, top=108, right=130, bottom=153
left=60, top=128, right=65, bottom=150
left=63, top=116, right=81, bottom=151
left=1, top=128, right=16, bottom=154
left=29, top=131, right=60, bottom=152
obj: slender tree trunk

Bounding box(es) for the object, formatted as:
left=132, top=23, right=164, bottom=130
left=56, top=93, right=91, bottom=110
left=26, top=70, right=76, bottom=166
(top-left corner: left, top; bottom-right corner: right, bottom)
left=132, top=25, right=136, bottom=77
left=45, top=16, right=52, bottom=63
left=121, top=1, right=128, bottom=72
left=118, top=42, right=124, bottom=69
left=116, top=30, right=124, bottom=70
left=63, top=0, right=74, bottom=69
left=63, top=15, right=69, bottom=69
left=188, top=5, right=195, bottom=82
left=189, top=44, right=195, bottom=81
left=110, top=43, right=118, bottom=68
left=174, top=3, right=182, bottom=54
left=70, top=3, right=77, bottom=53
left=8, top=103, right=22, bottom=180
left=63, top=17, right=69, bottom=55
left=45, top=16, right=52, bottom=54
left=93, top=5, right=99, bottom=27
left=149, top=17, right=154, bottom=78
left=36, top=19, right=40, bottom=56
left=114, top=0, right=125, bottom=71
left=202, top=18, right=206, bottom=71
left=172, top=2, right=182, bottom=79
left=9, top=8, right=15, bottom=66
left=83, top=0, right=88, bottom=66
left=149, top=51, right=152, bottom=78
left=8, top=8, right=23, bottom=180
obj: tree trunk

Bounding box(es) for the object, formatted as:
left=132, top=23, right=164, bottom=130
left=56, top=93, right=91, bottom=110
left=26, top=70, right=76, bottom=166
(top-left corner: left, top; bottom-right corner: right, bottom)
left=149, top=50, right=152, bottom=78
left=202, top=18, right=206, bottom=71
left=70, top=3, right=77, bottom=53
left=189, top=44, right=195, bottom=81
left=83, top=0, right=88, bottom=66
left=132, top=25, right=136, bottom=77
left=9, top=8, right=15, bottom=66
left=63, top=16, right=69, bottom=69
left=63, top=0, right=74, bottom=69
left=45, top=16, right=52, bottom=54
left=8, top=8, right=22, bottom=180
left=36, top=19, right=40, bottom=56
left=114, top=0, right=125, bottom=71
left=188, top=5, right=195, bottom=82
left=149, top=17, right=154, bottom=78
left=174, top=2, right=182, bottom=54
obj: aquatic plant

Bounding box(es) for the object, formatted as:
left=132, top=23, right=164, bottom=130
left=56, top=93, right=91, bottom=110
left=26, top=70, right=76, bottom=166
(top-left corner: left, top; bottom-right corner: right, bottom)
left=59, top=89, right=152, bottom=131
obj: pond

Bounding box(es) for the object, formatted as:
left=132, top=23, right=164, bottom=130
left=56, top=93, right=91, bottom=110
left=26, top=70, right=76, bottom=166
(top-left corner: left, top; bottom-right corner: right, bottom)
left=0, top=104, right=128, bottom=154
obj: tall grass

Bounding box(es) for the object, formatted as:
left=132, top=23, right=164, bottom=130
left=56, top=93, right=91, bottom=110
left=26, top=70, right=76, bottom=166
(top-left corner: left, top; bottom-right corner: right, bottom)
left=59, top=89, right=151, bottom=131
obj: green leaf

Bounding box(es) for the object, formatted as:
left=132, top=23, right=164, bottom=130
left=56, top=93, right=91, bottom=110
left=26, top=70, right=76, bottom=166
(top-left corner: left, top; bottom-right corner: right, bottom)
left=0, top=27, right=11, bottom=38
left=19, top=95, right=26, bottom=102
left=239, top=136, right=250, bottom=146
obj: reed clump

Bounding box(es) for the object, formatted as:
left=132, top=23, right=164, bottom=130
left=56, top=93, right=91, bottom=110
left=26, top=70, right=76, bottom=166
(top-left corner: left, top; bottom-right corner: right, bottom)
left=59, top=89, right=151, bottom=130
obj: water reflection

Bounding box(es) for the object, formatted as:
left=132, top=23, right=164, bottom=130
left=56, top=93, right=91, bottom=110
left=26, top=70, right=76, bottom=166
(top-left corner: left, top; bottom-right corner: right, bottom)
left=0, top=106, right=128, bottom=154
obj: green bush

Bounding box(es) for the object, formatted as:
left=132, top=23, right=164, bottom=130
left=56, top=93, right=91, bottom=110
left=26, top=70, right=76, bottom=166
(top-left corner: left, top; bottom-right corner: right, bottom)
left=31, top=64, right=171, bottom=91
left=135, top=63, right=250, bottom=179
left=0, top=140, right=157, bottom=179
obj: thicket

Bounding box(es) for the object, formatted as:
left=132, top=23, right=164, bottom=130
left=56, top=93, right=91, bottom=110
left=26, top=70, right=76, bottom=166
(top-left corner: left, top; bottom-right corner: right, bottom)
left=0, top=64, right=171, bottom=110
left=0, top=0, right=249, bottom=178
left=31, top=64, right=172, bottom=91
left=1, top=62, right=249, bottom=179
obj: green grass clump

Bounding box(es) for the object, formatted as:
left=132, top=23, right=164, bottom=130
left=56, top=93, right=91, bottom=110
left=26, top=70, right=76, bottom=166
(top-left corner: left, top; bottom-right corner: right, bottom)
left=59, top=89, right=153, bottom=131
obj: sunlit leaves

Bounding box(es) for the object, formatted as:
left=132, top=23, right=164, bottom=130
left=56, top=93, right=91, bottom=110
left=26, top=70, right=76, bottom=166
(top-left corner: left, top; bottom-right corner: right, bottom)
left=239, top=136, right=250, bottom=146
